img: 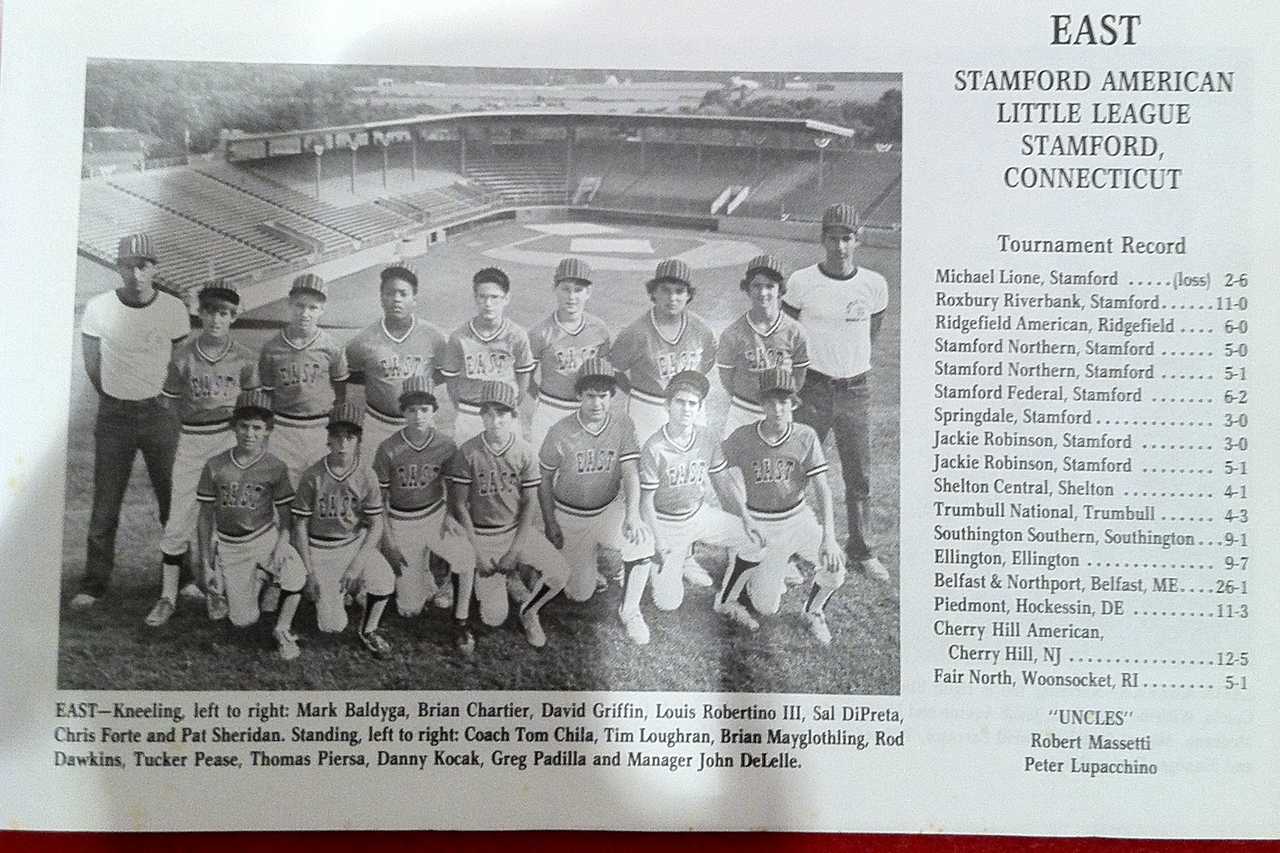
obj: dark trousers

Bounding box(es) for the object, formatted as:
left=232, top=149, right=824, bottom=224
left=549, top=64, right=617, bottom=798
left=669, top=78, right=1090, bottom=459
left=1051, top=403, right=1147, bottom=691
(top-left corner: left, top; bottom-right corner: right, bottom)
left=794, top=370, right=874, bottom=559
left=81, top=394, right=179, bottom=597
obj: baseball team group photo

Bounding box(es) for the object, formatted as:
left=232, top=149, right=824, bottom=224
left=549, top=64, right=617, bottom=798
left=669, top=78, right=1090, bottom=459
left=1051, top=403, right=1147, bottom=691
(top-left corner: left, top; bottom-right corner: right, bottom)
left=59, top=61, right=902, bottom=694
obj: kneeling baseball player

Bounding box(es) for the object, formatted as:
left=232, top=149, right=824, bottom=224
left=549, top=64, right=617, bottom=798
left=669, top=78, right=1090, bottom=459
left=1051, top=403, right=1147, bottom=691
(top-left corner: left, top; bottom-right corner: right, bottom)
left=536, top=358, right=652, bottom=614
left=446, top=381, right=569, bottom=651
left=195, top=390, right=304, bottom=660
left=719, top=368, right=846, bottom=644
left=291, top=402, right=397, bottom=658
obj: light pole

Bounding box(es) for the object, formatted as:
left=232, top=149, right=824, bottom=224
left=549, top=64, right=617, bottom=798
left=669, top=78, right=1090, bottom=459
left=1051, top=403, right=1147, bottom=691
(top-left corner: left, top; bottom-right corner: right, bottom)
left=375, top=132, right=389, bottom=189
left=349, top=138, right=360, bottom=195
left=313, top=142, right=325, bottom=200
left=410, top=128, right=418, bottom=182
left=814, top=136, right=831, bottom=192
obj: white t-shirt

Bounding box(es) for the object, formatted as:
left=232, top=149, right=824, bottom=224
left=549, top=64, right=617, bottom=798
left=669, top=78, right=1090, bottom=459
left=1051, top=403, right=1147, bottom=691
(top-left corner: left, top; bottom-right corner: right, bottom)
left=81, top=289, right=190, bottom=400
left=783, top=263, right=889, bottom=378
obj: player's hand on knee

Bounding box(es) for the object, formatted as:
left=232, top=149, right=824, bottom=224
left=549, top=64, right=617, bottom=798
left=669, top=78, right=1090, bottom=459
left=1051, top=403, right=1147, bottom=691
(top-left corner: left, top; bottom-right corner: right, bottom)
left=442, top=515, right=464, bottom=538
left=381, top=543, right=408, bottom=577
left=622, top=514, right=647, bottom=546
left=303, top=572, right=320, bottom=602
left=544, top=519, right=564, bottom=550
left=496, top=549, right=520, bottom=575
left=475, top=558, right=500, bottom=578
left=742, top=519, right=767, bottom=550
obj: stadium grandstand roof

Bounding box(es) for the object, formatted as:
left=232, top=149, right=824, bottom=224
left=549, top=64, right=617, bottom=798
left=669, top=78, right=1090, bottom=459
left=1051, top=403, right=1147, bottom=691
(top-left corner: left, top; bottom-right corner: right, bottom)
left=225, top=110, right=857, bottom=144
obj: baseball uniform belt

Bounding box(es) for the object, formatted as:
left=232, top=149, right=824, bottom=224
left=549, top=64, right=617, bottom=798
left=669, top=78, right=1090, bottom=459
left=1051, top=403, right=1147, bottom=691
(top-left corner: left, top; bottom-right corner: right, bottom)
left=808, top=369, right=869, bottom=388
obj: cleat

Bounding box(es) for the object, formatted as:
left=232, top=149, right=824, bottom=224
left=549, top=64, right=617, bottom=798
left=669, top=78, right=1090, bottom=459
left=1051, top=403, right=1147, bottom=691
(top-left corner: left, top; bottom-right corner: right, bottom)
left=206, top=592, right=229, bottom=621
left=621, top=612, right=650, bottom=645
left=178, top=582, right=205, bottom=602
left=69, top=592, right=99, bottom=610
left=714, top=601, right=759, bottom=632
left=858, top=557, right=890, bottom=583
left=259, top=583, right=281, bottom=614
left=359, top=630, right=392, bottom=659
left=506, top=575, right=532, bottom=606
left=453, top=624, right=476, bottom=657
left=783, top=558, right=804, bottom=586
left=519, top=608, right=546, bottom=648
left=682, top=559, right=713, bottom=588
left=804, top=611, right=832, bottom=646
left=273, top=628, right=301, bottom=661
left=595, top=572, right=610, bottom=593
left=432, top=585, right=454, bottom=610
left=144, top=597, right=176, bottom=628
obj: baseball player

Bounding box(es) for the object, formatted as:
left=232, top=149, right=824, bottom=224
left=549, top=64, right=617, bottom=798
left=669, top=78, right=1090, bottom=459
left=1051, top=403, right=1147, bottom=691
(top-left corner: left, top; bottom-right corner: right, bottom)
left=291, top=401, right=397, bottom=658
left=536, top=358, right=652, bottom=619
left=716, top=254, right=810, bottom=438
left=147, top=280, right=260, bottom=627
left=372, top=374, right=474, bottom=622
left=631, top=370, right=764, bottom=641
left=783, top=203, right=891, bottom=581
left=346, top=264, right=447, bottom=452
left=195, top=390, right=305, bottom=660
left=258, top=274, right=350, bottom=484
left=610, top=258, right=718, bottom=587
left=719, top=368, right=846, bottom=644
left=439, top=267, right=535, bottom=444
left=527, top=258, right=612, bottom=452
left=445, top=381, right=570, bottom=650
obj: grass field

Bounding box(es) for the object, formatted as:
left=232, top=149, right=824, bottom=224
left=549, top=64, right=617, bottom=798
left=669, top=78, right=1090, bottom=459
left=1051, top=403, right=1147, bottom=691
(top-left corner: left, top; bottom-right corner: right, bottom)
left=58, top=219, right=900, bottom=694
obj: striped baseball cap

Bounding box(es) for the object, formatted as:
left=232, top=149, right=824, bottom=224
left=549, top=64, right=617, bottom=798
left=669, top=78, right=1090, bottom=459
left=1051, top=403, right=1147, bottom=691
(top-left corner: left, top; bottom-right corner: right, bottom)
left=476, top=380, right=519, bottom=412
left=290, top=273, right=327, bottom=299
left=822, top=203, right=859, bottom=233
left=758, top=367, right=799, bottom=398
left=665, top=369, right=710, bottom=401
left=398, top=374, right=438, bottom=410
left=554, top=257, right=593, bottom=285
left=744, top=253, right=785, bottom=282
left=233, top=388, right=274, bottom=420
left=574, top=356, right=616, bottom=394
left=198, top=279, right=240, bottom=306
left=381, top=264, right=418, bottom=290
left=327, top=401, right=366, bottom=433
left=473, top=267, right=510, bottom=291
left=650, top=258, right=692, bottom=287
left=116, top=233, right=158, bottom=263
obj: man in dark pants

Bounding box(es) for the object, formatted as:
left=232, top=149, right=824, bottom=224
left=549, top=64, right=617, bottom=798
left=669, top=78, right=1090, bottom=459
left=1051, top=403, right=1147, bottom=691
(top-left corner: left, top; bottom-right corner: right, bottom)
left=782, top=203, right=891, bottom=582
left=71, top=234, right=193, bottom=608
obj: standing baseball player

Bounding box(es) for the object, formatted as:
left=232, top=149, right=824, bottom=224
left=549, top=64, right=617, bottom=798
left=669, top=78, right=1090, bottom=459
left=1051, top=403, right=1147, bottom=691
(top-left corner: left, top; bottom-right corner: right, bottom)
left=72, top=233, right=191, bottom=610
left=527, top=257, right=612, bottom=452
left=719, top=368, right=846, bottom=644
left=372, top=374, right=474, bottom=622
left=610, top=258, right=718, bottom=587
left=291, top=401, right=397, bottom=657
left=258, top=274, right=349, bottom=484
left=346, top=264, right=447, bottom=452
left=439, top=267, right=535, bottom=444
left=445, top=381, right=569, bottom=650
left=195, top=390, right=305, bottom=660
left=147, top=280, right=260, bottom=627
left=536, top=358, right=651, bottom=615
left=630, top=371, right=764, bottom=641
left=783, top=203, right=891, bottom=582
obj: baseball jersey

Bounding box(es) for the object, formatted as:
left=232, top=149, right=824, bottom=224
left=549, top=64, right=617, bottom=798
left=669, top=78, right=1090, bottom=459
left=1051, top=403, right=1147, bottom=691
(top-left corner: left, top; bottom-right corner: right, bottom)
left=372, top=429, right=457, bottom=513
left=439, top=319, right=534, bottom=405
left=345, top=317, right=447, bottom=418
left=721, top=422, right=828, bottom=513
left=527, top=312, right=612, bottom=402
left=639, top=425, right=726, bottom=518
left=446, top=433, right=541, bottom=530
left=196, top=449, right=294, bottom=539
left=81, top=289, right=190, bottom=400
left=782, top=264, right=888, bottom=378
left=715, top=312, right=810, bottom=404
left=540, top=412, right=640, bottom=512
left=258, top=329, right=350, bottom=417
left=292, top=456, right=383, bottom=541
left=609, top=310, right=717, bottom=396
left=162, top=337, right=260, bottom=425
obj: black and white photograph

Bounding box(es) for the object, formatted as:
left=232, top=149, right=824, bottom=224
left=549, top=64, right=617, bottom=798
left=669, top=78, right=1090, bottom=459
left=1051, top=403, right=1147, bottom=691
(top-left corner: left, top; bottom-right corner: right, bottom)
left=59, top=60, right=902, bottom=694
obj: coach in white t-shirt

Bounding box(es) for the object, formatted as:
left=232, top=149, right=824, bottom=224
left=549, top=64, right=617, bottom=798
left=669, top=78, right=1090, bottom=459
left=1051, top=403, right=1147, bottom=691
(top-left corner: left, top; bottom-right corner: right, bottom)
left=71, top=234, right=191, bottom=607
left=782, top=203, right=891, bottom=582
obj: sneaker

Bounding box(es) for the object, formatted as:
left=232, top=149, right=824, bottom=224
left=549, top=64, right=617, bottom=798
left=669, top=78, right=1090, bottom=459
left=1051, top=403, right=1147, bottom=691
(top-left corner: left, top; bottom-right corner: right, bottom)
left=259, top=583, right=281, bottom=614
left=273, top=627, right=301, bottom=661
left=453, top=623, right=476, bottom=657
left=620, top=611, right=650, bottom=645
left=432, top=585, right=455, bottom=610
left=359, top=630, right=392, bottom=659
left=714, top=601, right=759, bottom=632
left=144, top=597, right=176, bottom=628
left=69, top=592, right=99, bottom=610
left=178, top=582, right=205, bottom=602
left=858, top=556, right=890, bottom=583
left=519, top=608, right=547, bottom=648
left=682, top=559, right=713, bottom=588
left=804, top=611, right=832, bottom=646
left=506, top=575, right=532, bottom=606
left=595, top=572, right=610, bottom=593
left=783, top=558, right=804, bottom=587
left=206, top=592, right=229, bottom=622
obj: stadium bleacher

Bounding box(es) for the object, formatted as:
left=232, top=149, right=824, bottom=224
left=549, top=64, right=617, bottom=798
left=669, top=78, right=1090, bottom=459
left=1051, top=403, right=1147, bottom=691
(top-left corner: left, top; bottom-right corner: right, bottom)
left=463, top=144, right=568, bottom=205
